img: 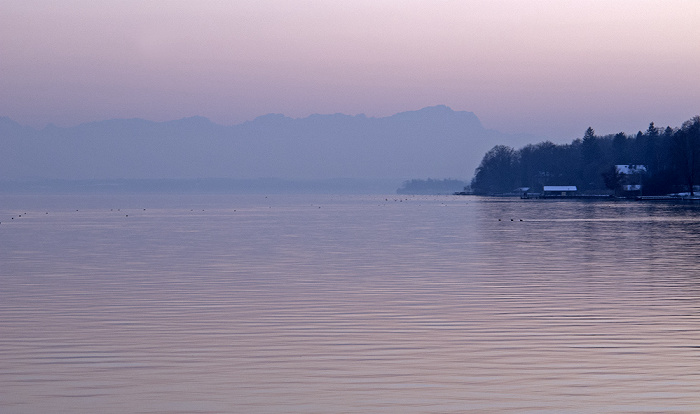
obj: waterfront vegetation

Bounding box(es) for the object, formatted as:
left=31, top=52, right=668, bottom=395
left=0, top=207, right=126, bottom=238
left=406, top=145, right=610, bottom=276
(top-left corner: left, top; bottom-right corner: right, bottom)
left=471, top=116, right=700, bottom=196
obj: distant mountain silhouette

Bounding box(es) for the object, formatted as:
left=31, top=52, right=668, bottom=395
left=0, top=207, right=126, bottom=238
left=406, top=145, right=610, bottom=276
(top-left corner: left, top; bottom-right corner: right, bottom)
left=0, top=106, right=541, bottom=181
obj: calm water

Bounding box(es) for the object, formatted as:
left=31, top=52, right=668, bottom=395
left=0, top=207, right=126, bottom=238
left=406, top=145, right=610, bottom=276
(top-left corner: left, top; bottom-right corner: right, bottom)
left=1, top=194, right=700, bottom=413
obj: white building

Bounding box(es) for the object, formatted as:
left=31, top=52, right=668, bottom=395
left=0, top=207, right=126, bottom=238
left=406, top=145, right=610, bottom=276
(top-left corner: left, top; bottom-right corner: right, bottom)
left=542, top=186, right=577, bottom=196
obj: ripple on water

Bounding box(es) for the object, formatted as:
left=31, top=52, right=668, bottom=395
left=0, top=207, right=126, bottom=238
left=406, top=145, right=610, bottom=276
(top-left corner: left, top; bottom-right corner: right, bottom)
left=1, top=195, right=700, bottom=413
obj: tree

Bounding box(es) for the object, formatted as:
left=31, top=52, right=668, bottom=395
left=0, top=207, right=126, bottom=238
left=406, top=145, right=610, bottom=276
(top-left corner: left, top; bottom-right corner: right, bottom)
left=601, top=165, right=623, bottom=195
left=580, top=127, right=603, bottom=190
left=612, top=132, right=628, bottom=164
left=644, top=122, right=660, bottom=172
left=471, top=145, right=519, bottom=194
left=647, top=122, right=659, bottom=137
left=671, top=116, right=700, bottom=195
left=518, top=141, right=557, bottom=190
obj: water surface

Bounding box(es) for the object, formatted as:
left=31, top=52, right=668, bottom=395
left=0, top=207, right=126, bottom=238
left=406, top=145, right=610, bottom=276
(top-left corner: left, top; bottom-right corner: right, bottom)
left=2, top=195, right=699, bottom=413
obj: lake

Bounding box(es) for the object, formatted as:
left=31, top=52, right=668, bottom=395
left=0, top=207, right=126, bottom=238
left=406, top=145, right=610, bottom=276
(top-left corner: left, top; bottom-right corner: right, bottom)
left=2, top=194, right=700, bottom=413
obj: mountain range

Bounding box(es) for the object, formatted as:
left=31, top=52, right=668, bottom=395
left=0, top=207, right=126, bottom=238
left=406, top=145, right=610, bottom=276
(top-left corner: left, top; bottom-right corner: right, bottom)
left=1, top=106, right=542, bottom=186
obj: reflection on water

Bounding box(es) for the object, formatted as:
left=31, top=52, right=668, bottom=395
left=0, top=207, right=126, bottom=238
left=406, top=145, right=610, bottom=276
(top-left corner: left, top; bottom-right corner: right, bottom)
left=1, top=195, right=700, bottom=413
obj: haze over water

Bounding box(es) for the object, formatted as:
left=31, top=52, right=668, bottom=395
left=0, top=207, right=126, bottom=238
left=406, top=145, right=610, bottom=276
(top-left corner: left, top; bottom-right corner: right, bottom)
left=2, top=194, right=699, bottom=413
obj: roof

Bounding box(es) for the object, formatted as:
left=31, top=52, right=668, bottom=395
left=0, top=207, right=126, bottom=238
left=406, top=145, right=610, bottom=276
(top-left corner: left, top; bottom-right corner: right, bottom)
left=543, top=186, right=577, bottom=192
left=616, top=165, right=647, bottom=174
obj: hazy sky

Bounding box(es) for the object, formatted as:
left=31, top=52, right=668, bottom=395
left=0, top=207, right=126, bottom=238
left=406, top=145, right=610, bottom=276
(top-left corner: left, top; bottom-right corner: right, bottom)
left=1, top=0, right=698, bottom=139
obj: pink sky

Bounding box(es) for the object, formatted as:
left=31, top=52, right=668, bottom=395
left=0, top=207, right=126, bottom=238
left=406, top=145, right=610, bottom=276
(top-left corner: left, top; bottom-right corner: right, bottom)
left=1, top=0, right=698, bottom=139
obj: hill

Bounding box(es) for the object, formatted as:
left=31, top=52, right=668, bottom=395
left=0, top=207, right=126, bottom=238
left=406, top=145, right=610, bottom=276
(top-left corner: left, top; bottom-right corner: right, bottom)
left=1, top=106, right=540, bottom=182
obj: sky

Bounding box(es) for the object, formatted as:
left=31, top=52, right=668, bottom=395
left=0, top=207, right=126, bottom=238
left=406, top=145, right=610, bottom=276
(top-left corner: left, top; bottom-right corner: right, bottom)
left=1, top=0, right=698, bottom=140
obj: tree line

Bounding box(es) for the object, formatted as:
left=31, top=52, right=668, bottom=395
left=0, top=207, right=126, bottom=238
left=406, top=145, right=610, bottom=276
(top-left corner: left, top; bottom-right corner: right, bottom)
left=470, top=116, right=700, bottom=196
left=397, top=178, right=468, bottom=195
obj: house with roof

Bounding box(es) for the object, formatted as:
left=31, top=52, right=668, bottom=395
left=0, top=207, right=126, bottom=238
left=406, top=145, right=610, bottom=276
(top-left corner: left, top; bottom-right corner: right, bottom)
left=616, top=165, right=647, bottom=196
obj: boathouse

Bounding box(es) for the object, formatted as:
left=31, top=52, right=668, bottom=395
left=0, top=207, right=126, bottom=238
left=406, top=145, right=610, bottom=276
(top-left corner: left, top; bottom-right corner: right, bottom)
left=542, top=186, right=577, bottom=197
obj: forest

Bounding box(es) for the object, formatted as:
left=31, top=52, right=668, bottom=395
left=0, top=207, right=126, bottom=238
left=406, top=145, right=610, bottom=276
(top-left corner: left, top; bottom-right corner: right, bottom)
left=470, top=116, right=700, bottom=197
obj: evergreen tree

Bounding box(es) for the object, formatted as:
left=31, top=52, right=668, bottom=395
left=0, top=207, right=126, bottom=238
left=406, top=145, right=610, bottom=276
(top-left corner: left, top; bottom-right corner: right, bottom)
left=612, top=132, right=628, bottom=164
left=469, top=116, right=700, bottom=197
